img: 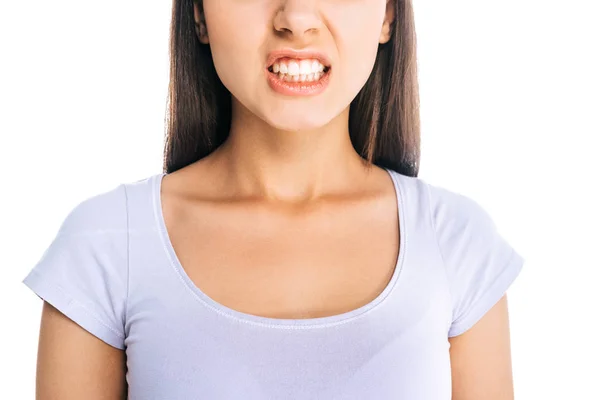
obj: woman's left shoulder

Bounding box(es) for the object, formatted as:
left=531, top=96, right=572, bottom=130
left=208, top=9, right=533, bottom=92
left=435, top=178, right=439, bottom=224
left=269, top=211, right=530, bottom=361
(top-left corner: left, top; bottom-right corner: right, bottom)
left=420, top=178, right=525, bottom=338
left=391, top=171, right=500, bottom=229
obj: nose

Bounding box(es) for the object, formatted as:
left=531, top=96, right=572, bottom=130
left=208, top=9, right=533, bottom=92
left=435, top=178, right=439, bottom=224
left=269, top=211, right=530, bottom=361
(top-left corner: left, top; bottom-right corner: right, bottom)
left=273, top=0, right=322, bottom=41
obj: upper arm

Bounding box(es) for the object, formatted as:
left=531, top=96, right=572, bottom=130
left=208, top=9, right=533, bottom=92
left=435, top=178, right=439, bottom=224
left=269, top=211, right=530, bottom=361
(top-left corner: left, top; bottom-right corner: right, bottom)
left=36, top=301, right=127, bottom=400
left=21, top=185, right=130, bottom=398
left=449, top=294, right=514, bottom=400
left=426, top=184, right=523, bottom=398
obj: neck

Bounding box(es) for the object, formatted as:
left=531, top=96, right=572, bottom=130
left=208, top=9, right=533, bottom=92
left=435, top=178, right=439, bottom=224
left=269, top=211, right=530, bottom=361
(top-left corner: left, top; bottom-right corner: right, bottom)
left=212, top=102, right=371, bottom=202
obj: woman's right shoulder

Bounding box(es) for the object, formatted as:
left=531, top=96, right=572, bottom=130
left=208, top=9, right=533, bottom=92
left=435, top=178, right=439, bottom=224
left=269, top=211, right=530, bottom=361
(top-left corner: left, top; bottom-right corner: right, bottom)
left=57, top=173, right=162, bottom=236
left=22, top=172, right=163, bottom=351
left=57, top=181, right=127, bottom=236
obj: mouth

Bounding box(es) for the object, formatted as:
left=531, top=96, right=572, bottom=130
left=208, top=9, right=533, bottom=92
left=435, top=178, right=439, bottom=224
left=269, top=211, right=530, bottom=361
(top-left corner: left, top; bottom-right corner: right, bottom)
left=264, top=50, right=333, bottom=96
left=265, top=49, right=332, bottom=84
left=267, top=58, right=332, bottom=84
left=265, top=60, right=332, bottom=97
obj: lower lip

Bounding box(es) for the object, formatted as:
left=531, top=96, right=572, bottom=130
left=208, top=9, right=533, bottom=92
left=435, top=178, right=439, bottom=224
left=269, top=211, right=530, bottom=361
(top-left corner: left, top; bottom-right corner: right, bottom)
left=266, top=68, right=332, bottom=96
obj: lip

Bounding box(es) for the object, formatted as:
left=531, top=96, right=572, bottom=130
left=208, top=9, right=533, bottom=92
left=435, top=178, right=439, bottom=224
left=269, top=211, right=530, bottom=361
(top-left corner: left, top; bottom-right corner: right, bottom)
left=265, top=48, right=332, bottom=70
left=265, top=66, right=332, bottom=97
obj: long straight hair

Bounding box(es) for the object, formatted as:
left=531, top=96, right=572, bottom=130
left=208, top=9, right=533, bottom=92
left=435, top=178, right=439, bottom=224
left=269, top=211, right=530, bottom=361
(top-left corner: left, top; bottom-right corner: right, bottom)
left=163, top=0, right=420, bottom=177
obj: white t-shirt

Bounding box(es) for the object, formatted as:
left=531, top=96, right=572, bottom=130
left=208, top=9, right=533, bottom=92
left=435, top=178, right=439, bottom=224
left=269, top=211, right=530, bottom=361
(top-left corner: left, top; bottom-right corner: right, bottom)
left=23, top=168, right=524, bottom=399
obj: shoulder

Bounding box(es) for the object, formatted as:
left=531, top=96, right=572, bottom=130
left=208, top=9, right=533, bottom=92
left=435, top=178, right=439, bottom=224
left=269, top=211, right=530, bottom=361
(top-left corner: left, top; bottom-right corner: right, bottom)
left=56, top=174, right=159, bottom=237
left=387, top=170, right=489, bottom=227
left=425, top=180, right=496, bottom=234
left=404, top=175, right=510, bottom=265
left=399, top=176, right=525, bottom=337
left=57, top=183, right=126, bottom=237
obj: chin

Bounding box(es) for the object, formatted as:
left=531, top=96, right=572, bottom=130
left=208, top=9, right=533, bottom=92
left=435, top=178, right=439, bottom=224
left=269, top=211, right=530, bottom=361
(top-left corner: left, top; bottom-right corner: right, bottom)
left=261, top=108, right=335, bottom=132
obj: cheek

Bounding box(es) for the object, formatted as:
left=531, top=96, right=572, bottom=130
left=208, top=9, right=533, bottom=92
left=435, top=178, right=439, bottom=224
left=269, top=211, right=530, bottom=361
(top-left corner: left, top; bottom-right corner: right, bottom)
left=203, top=7, right=266, bottom=98
left=211, top=40, right=259, bottom=99
left=211, top=42, right=250, bottom=85
left=336, top=29, right=384, bottom=99
left=326, top=4, right=388, bottom=96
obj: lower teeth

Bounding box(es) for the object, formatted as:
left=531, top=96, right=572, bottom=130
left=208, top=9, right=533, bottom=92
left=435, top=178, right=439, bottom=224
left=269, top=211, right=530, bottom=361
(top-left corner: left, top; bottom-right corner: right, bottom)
left=269, top=67, right=329, bottom=83
left=277, top=72, right=323, bottom=83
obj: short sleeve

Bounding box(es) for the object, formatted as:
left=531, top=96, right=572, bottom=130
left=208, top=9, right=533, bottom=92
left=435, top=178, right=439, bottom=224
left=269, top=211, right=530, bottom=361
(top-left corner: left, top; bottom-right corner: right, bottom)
left=427, top=184, right=525, bottom=338
left=22, top=184, right=129, bottom=349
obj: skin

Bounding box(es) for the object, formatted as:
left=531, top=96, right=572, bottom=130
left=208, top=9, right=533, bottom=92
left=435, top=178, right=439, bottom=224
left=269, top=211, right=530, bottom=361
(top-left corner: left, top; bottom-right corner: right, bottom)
left=449, top=295, right=515, bottom=400
left=34, top=1, right=515, bottom=398
left=36, top=302, right=127, bottom=399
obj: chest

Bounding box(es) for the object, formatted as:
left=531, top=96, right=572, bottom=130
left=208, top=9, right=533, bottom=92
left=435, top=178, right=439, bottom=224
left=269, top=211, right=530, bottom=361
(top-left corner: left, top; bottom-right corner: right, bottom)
left=124, top=275, right=453, bottom=400
left=126, top=329, right=452, bottom=399
left=122, top=170, right=456, bottom=399
left=165, top=197, right=401, bottom=320
left=125, top=188, right=455, bottom=398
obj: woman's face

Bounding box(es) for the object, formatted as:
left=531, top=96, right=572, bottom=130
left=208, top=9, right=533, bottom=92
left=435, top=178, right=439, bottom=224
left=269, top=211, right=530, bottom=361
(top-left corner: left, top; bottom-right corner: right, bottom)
left=195, top=0, right=395, bottom=131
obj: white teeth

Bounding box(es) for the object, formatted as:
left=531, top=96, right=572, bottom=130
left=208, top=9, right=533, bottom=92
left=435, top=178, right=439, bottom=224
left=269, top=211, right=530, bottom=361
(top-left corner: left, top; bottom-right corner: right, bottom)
left=271, top=58, right=327, bottom=77
left=299, top=60, right=312, bottom=75
left=288, top=61, right=300, bottom=76
left=276, top=71, right=325, bottom=82
left=311, top=60, right=322, bottom=73
left=271, top=58, right=328, bottom=83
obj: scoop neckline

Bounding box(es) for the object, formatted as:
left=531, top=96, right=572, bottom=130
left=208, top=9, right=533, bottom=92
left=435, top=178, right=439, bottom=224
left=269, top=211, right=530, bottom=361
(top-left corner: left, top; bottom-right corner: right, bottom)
left=152, top=167, right=407, bottom=329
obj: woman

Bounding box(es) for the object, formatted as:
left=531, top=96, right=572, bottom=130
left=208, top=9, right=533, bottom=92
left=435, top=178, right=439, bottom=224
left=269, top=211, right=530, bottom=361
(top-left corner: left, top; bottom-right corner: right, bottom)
left=23, top=0, right=524, bottom=398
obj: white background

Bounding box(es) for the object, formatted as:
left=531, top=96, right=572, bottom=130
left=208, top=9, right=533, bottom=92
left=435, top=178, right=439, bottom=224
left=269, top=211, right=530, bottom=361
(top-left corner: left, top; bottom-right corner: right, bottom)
left=1, top=0, right=598, bottom=398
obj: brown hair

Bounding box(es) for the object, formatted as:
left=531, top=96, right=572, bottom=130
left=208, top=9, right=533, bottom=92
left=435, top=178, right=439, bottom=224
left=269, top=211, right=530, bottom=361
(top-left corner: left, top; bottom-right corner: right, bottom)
left=163, top=0, right=420, bottom=177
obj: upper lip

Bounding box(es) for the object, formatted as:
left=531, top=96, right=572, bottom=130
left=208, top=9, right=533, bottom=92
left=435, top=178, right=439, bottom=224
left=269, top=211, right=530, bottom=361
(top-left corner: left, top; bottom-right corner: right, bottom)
left=266, top=49, right=332, bottom=70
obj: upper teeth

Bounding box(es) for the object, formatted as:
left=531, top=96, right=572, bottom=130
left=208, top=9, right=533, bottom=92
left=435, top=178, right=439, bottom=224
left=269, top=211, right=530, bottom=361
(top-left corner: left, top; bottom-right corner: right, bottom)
left=272, top=59, right=326, bottom=75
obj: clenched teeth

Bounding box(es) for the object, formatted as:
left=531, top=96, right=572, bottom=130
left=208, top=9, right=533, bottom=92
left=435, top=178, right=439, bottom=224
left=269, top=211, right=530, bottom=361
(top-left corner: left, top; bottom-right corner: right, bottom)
left=268, top=58, right=330, bottom=82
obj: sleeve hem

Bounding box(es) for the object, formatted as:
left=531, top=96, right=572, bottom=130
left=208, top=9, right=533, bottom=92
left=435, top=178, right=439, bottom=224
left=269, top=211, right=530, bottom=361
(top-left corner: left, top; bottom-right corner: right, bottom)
left=23, top=269, right=125, bottom=350
left=447, top=250, right=524, bottom=338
